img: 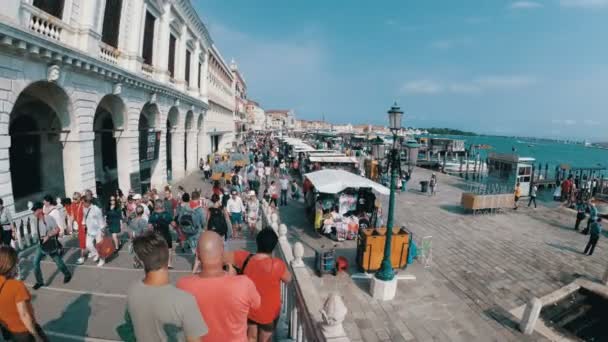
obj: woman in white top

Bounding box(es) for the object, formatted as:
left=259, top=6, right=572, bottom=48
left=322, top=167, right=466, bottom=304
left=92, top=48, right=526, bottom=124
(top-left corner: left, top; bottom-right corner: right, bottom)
left=245, top=191, right=260, bottom=236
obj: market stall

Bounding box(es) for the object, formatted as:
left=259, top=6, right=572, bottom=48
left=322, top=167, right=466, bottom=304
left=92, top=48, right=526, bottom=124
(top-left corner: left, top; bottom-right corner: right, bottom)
left=304, top=169, right=389, bottom=241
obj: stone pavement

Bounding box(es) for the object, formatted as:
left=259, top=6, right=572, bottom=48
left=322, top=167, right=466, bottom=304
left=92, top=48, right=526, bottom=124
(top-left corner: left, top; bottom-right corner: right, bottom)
left=20, top=168, right=607, bottom=341
left=275, top=167, right=608, bottom=342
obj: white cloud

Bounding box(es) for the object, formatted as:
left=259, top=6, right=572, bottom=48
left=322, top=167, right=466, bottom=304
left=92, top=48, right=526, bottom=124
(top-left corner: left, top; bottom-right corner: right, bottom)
left=474, top=75, right=537, bottom=88
left=401, top=80, right=444, bottom=95
left=401, top=75, right=537, bottom=96
left=510, top=1, right=544, bottom=9
left=560, top=0, right=608, bottom=8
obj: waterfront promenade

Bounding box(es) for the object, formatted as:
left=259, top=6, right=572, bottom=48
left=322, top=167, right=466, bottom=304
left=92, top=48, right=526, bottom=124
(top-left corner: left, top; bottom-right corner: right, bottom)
left=16, top=168, right=606, bottom=341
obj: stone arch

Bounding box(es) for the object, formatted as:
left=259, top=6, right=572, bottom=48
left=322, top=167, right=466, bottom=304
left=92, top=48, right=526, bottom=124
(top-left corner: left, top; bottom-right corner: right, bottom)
left=8, top=81, right=72, bottom=211
left=167, top=106, right=179, bottom=129
left=96, top=94, right=127, bottom=129
left=138, top=102, right=161, bottom=193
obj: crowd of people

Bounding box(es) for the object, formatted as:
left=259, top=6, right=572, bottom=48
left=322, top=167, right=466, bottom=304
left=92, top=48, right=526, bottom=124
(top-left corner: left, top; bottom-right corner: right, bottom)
left=0, top=133, right=305, bottom=341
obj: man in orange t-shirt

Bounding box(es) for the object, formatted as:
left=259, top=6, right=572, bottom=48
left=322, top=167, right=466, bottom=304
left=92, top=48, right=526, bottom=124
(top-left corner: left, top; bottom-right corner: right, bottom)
left=228, top=229, right=292, bottom=342
left=177, top=231, right=260, bottom=342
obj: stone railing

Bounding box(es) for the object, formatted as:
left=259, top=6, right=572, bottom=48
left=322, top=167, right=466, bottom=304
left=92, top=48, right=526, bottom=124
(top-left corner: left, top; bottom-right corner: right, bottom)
left=21, top=2, right=67, bottom=42
left=99, top=42, right=120, bottom=64
left=10, top=207, right=39, bottom=251
left=260, top=200, right=350, bottom=342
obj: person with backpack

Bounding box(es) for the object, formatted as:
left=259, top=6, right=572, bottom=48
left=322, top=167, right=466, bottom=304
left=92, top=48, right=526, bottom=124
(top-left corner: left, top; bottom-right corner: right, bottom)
left=226, top=229, right=291, bottom=342
left=177, top=193, right=204, bottom=253
left=149, top=200, right=175, bottom=269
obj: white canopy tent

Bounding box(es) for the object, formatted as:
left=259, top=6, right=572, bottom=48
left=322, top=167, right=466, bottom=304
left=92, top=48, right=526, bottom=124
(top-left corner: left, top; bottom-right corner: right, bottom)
left=304, top=169, right=390, bottom=195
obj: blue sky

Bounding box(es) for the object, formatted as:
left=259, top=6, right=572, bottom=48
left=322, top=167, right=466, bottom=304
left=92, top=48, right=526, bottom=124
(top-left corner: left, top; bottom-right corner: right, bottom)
left=194, top=0, right=608, bottom=140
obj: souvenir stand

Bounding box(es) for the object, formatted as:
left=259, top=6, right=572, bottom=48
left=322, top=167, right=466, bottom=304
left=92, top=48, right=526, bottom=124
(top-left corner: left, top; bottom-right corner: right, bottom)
left=304, top=169, right=390, bottom=242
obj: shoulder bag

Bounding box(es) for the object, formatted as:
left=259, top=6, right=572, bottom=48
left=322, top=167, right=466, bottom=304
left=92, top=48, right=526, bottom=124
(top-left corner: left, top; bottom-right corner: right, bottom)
left=37, top=217, right=62, bottom=256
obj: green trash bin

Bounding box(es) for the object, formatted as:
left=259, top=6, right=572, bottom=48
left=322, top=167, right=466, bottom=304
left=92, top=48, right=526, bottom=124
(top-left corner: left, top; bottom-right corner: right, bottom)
left=420, top=181, right=429, bottom=193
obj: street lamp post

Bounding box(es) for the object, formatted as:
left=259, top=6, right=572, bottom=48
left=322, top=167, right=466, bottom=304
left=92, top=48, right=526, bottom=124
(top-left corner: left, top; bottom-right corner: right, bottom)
left=375, top=102, right=403, bottom=283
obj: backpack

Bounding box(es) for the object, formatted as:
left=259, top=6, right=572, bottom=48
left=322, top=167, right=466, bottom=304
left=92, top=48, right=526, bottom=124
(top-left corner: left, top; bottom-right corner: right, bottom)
left=232, top=175, right=240, bottom=186
left=208, top=208, right=227, bottom=236
left=179, top=207, right=197, bottom=235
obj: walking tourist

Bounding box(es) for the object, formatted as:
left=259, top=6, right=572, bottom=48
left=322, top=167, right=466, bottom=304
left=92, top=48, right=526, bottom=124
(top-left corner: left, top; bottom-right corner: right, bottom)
left=177, top=231, right=260, bottom=341
left=246, top=191, right=260, bottom=236
left=279, top=176, right=289, bottom=206
left=269, top=181, right=279, bottom=206
left=126, top=232, right=208, bottom=341
left=227, top=190, right=246, bottom=239
left=203, top=162, right=211, bottom=180
left=584, top=217, right=602, bottom=256
left=70, top=192, right=88, bottom=264
left=128, top=205, right=148, bottom=268
left=79, top=196, right=107, bottom=267
left=149, top=199, right=175, bottom=269
left=164, top=189, right=178, bottom=218
left=0, top=246, right=49, bottom=341
left=227, top=229, right=292, bottom=342
left=31, top=202, right=71, bottom=289
left=584, top=201, right=599, bottom=234
left=514, top=182, right=522, bottom=210
left=429, top=173, right=438, bottom=196
left=528, top=183, right=538, bottom=208
left=207, top=194, right=228, bottom=239
left=177, top=192, right=204, bottom=252
left=0, top=198, right=15, bottom=247
left=106, top=196, right=123, bottom=250
left=291, top=179, right=300, bottom=201
left=574, top=199, right=587, bottom=231
left=43, top=195, right=66, bottom=237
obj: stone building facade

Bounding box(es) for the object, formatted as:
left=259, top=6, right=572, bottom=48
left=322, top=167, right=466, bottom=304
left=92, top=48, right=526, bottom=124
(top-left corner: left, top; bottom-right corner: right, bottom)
left=0, top=0, right=237, bottom=222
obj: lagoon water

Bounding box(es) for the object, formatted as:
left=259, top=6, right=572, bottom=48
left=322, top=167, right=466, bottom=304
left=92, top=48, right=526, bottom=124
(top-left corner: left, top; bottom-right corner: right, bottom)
left=438, top=135, right=608, bottom=175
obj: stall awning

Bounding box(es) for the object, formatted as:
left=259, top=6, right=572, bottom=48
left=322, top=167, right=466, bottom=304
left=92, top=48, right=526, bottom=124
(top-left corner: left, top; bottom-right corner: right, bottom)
left=304, top=169, right=390, bottom=195
left=308, top=156, right=358, bottom=164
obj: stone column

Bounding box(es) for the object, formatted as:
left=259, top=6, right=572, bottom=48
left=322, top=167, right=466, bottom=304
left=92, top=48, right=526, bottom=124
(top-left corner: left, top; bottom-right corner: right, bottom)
left=115, top=132, right=137, bottom=192
left=189, top=43, right=201, bottom=94
left=602, top=267, right=608, bottom=286
left=199, top=50, right=209, bottom=101
left=170, top=129, right=186, bottom=180
left=155, top=3, right=171, bottom=82
left=74, top=0, right=104, bottom=55
left=175, top=24, right=188, bottom=92
left=121, top=0, right=144, bottom=71
left=186, top=129, right=198, bottom=173
left=63, top=135, right=96, bottom=196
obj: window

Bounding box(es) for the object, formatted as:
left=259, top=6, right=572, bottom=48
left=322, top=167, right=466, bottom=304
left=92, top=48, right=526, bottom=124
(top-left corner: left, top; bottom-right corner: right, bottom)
left=101, top=0, right=122, bottom=48
left=168, top=34, right=176, bottom=78
left=198, top=62, right=202, bottom=89
left=33, top=0, right=64, bottom=18
left=142, top=11, right=155, bottom=65
left=185, top=50, right=191, bottom=85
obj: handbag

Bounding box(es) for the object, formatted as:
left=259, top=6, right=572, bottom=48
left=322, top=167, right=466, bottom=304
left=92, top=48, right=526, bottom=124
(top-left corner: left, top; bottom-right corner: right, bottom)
left=37, top=217, right=62, bottom=256
left=96, top=235, right=116, bottom=259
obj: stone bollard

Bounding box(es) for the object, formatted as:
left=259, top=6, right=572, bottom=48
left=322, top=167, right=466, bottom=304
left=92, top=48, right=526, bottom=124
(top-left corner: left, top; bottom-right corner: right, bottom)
left=271, top=212, right=279, bottom=225
left=603, top=267, right=608, bottom=286
left=292, top=242, right=304, bottom=267
left=520, top=297, right=542, bottom=335
left=320, top=293, right=348, bottom=338
left=278, top=224, right=288, bottom=241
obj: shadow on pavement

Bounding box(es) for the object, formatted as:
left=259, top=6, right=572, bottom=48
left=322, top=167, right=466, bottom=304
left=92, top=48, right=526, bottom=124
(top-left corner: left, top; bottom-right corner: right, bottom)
left=44, top=293, right=92, bottom=337
left=439, top=204, right=466, bottom=215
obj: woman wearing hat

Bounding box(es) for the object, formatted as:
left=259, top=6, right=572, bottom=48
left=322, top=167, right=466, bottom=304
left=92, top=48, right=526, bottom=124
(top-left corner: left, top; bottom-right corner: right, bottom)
left=246, top=190, right=260, bottom=237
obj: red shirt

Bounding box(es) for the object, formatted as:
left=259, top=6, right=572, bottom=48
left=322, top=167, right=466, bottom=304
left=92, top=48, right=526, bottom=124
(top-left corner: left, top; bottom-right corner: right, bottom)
left=177, top=275, right=260, bottom=342
left=234, top=251, right=287, bottom=324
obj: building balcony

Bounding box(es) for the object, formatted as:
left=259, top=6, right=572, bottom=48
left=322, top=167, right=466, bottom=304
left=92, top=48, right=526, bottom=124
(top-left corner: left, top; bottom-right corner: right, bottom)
left=21, top=2, right=74, bottom=43
left=99, top=42, right=119, bottom=65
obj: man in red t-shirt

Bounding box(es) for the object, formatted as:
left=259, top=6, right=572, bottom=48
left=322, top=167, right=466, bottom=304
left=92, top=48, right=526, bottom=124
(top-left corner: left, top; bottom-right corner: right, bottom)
left=227, top=229, right=291, bottom=342
left=177, top=231, right=260, bottom=342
